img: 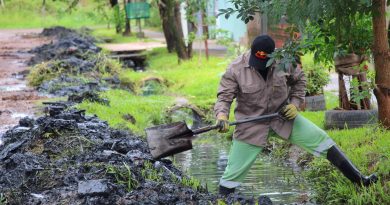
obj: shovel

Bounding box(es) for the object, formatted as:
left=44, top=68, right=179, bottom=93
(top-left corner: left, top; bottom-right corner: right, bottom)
left=146, top=112, right=282, bottom=159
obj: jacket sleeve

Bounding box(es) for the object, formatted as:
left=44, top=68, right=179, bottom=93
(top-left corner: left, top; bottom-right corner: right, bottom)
left=214, top=65, right=238, bottom=118
left=287, top=66, right=306, bottom=109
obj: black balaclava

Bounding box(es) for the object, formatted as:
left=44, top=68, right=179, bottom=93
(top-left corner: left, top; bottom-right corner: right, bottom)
left=248, top=35, right=275, bottom=80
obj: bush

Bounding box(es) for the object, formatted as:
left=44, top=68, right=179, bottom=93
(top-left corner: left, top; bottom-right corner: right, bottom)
left=302, top=55, right=330, bottom=96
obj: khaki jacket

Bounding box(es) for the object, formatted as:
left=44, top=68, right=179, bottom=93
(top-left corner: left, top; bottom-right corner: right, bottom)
left=214, top=51, right=306, bottom=146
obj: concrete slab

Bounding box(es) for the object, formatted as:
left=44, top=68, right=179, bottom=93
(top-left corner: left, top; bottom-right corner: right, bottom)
left=100, top=42, right=166, bottom=52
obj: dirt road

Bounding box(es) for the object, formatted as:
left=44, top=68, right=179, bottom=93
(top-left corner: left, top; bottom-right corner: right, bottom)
left=0, top=29, right=49, bottom=135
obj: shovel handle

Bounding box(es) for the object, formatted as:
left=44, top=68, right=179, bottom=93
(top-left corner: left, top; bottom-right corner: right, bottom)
left=192, top=124, right=221, bottom=135
left=191, top=112, right=280, bottom=135
left=229, top=112, right=280, bottom=126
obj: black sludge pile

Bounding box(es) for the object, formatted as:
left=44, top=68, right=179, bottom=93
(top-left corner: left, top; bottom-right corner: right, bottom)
left=0, top=102, right=217, bottom=204
left=28, top=27, right=120, bottom=97
left=29, top=27, right=100, bottom=66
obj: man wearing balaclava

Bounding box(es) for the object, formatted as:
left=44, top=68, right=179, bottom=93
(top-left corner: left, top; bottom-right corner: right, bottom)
left=214, top=35, right=377, bottom=197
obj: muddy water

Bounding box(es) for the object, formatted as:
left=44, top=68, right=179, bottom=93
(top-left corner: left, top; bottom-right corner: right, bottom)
left=0, top=29, right=49, bottom=137
left=174, top=135, right=312, bottom=204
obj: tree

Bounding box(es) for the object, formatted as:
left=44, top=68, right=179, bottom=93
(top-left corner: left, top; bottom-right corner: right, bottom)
left=372, top=0, right=390, bottom=127
left=158, top=0, right=190, bottom=61
left=123, top=0, right=132, bottom=36
left=110, top=0, right=123, bottom=33
left=220, top=0, right=390, bottom=128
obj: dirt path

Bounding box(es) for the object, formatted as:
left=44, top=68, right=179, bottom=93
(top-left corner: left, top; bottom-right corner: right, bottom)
left=0, top=29, right=49, bottom=135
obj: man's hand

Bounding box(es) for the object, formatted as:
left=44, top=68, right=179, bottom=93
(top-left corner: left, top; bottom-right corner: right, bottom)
left=282, top=104, right=298, bottom=120
left=216, top=115, right=229, bottom=133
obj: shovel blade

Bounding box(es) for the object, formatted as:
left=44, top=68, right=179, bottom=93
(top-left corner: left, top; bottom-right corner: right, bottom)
left=146, top=121, right=193, bottom=159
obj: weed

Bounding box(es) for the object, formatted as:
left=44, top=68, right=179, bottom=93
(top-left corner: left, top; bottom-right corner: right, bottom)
left=87, top=51, right=122, bottom=76
left=0, top=193, right=7, bottom=205
left=141, top=161, right=162, bottom=182
left=106, top=162, right=139, bottom=192
left=28, top=61, right=64, bottom=87
left=181, top=176, right=202, bottom=191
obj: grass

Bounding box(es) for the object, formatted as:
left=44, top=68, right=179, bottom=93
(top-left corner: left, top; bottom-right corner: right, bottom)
left=78, top=89, right=173, bottom=135
left=92, top=28, right=155, bottom=43
left=0, top=0, right=100, bottom=29
left=121, top=48, right=228, bottom=109
left=304, top=123, right=390, bottom=204
left=106, top=162, right=139, bottom=192
left=299, top=106, right=389, bottom=204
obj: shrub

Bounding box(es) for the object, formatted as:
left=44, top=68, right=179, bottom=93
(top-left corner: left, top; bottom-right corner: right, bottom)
left=302, top=56, right=330, bottom=96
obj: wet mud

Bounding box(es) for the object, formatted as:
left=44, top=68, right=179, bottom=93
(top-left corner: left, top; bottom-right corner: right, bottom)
left=0, top=102, right=268, bottom=204
left=0, top=27, right=272, bottom=204
left=0, top=29, right=49, bottom=134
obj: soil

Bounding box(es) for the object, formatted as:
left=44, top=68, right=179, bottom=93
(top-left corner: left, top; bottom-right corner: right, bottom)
left=0, top=29, right=49, bottom=135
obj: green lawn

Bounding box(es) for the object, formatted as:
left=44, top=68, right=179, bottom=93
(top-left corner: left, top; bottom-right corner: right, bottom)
left=0, top=0, right=100, bottom=29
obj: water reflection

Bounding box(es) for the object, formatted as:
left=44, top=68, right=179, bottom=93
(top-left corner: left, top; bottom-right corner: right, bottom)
left=174, top=135, right=311, bottom=204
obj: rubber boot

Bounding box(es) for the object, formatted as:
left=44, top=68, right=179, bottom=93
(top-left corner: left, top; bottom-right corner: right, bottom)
left=219, top=185, right=235, bottom=196
left=326, top=145, right=378, bottom=187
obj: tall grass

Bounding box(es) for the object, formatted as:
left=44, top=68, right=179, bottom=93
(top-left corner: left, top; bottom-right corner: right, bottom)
left=304, top=123, right=390, bottom=204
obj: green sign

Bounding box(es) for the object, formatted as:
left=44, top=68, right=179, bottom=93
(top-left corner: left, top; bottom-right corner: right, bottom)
left=125, top=2, right=150, bottom=19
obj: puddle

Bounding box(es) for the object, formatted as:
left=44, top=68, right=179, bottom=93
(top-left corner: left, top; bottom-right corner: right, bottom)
left=0, top=84, right=27, bottom=91
left=11, top=112, right=29, bottom=119
left=174, top=136, right=312, bottom=204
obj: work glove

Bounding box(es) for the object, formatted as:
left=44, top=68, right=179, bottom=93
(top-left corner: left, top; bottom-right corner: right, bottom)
left=216, top=115, right=229, bottom=133
left=282, top=104, right=298, bottom=120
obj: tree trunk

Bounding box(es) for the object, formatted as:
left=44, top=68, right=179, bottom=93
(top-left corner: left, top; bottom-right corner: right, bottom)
left=372, top=0, right=390, bottom=128
left=173, top=1, right=189, bottom=60
left=110, top=0, right=122, bottom=34
left=158, top=0, right=176, bottom=52
left=0, top=0, right=4, bottom=8
left=187, top=20, right=195, bottom=58
left=123, top=0, right=131, bottom=36
left=338, top=72, right=351, bottom=110
left=201, top=9, right=209, bottom=60
left=158, top=0, right=189, bottom=60
left=41, top=0, right=46, bottom=13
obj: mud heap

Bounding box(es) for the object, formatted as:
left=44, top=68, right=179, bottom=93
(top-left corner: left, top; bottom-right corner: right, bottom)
left=0, top=102, right=213, bottom=204
left=0, top=102, right=263, bottom=204
left=29, top=27, right=99, bottom=66
left=27, top=27, right=121, bottom=97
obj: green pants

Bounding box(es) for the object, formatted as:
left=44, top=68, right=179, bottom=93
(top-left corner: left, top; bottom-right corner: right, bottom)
left=220, top=114, right=335, bottom=188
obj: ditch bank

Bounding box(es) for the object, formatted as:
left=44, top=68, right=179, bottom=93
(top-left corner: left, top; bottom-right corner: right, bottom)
left=0, top=27, right=270, bottom=205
